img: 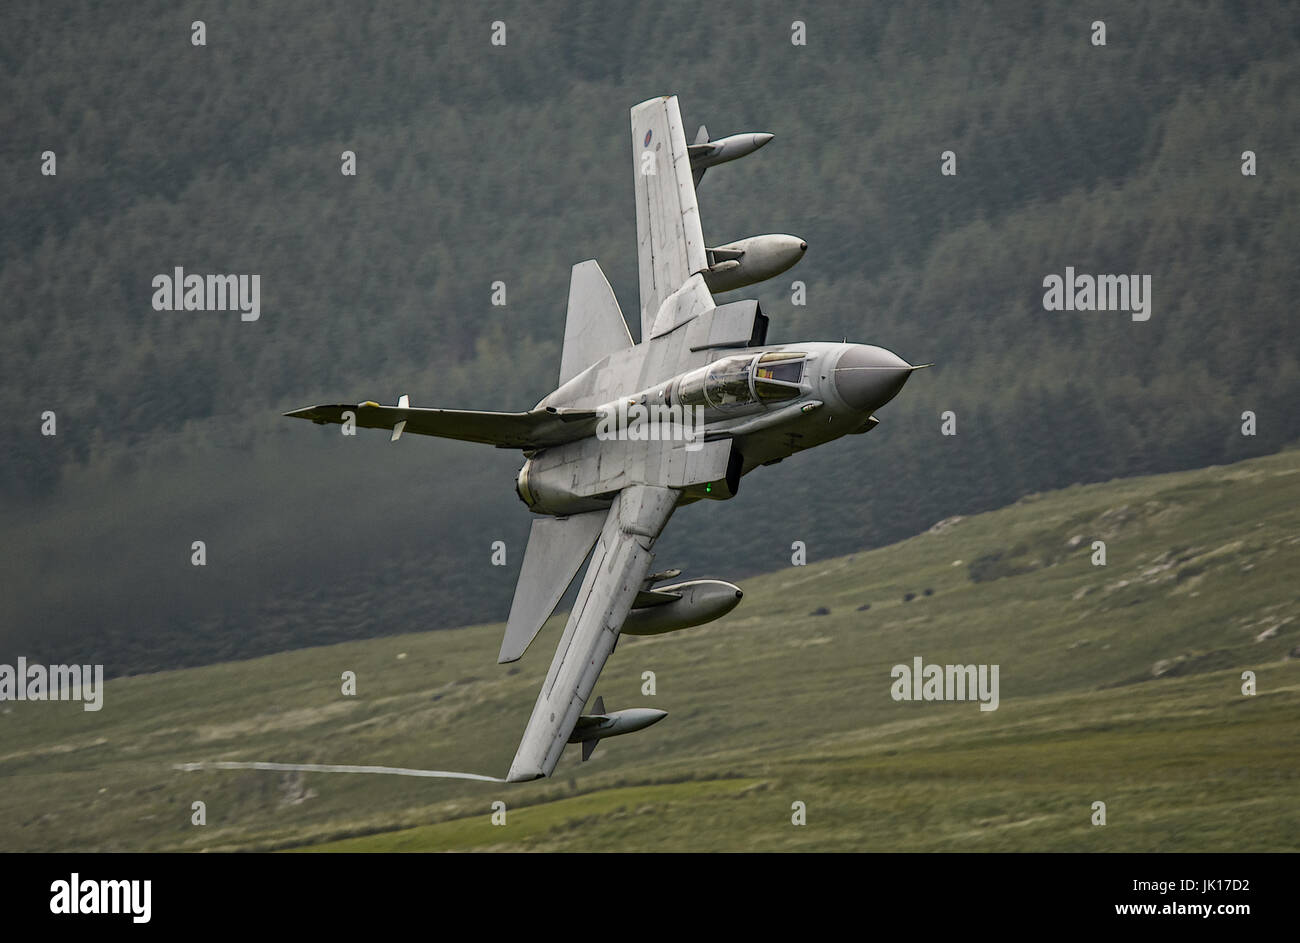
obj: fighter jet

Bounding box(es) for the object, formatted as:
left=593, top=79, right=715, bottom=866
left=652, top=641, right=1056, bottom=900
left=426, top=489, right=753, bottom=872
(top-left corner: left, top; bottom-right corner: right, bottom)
left=286, top=96, right=925, bottom=781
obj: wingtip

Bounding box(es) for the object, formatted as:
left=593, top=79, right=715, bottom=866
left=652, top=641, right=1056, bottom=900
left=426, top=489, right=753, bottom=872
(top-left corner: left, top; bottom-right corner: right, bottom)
left=505, top=764, right=545, bottom=783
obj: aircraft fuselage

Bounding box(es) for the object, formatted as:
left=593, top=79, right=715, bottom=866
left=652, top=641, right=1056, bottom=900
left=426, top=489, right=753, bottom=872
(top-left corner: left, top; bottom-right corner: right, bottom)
left=516, top=341, right=918, bottom=516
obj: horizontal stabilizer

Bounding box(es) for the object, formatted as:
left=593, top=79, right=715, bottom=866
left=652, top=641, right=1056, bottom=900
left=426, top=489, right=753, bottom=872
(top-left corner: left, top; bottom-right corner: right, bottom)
left=285, top=401, right=597, bottom=450
left=498, top=510, right=606, bottom=663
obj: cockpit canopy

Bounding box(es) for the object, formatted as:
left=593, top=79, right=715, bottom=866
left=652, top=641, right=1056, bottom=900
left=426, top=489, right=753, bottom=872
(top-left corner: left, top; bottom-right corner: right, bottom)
left=679, top=351, right=806, bottom=410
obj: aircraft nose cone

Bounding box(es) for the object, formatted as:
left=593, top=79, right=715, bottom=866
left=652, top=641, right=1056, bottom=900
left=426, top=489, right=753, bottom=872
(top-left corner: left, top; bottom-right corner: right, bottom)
left=753, top=132, right=774, bottom=149
left=799, top=240, right=808, bottom=252
left=833, top=346, right=915, bottom=410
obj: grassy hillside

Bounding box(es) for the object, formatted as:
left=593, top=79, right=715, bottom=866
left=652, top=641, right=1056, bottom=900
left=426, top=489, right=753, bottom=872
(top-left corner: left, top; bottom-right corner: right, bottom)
left=2, top=447, right=1298, bottom=851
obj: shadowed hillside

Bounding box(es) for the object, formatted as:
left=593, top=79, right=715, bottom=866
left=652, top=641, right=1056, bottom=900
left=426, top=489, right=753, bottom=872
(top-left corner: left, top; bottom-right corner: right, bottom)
left=2, top=1, right=1297, bottom=678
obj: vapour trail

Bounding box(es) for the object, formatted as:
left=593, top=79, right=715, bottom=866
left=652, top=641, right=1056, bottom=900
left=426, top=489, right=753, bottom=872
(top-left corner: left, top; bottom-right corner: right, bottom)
left=175, top=760, right=505, bottom=782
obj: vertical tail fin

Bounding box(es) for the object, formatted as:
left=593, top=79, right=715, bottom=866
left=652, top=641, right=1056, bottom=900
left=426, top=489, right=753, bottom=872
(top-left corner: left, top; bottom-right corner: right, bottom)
left=558, top=260, right=633, bottom=386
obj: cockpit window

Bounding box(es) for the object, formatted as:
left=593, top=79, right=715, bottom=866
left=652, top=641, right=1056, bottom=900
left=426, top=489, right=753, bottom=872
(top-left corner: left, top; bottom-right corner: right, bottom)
left=754, top=352, right=805, bottom=401
left=756, top=359, right=802, bottom=383
left=678, top=352, right=807, bottom=409
left=704, top=356, right=753, bottom=407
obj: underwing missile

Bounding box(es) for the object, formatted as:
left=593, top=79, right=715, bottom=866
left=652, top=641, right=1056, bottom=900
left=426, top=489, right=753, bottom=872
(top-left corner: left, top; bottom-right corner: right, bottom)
left=567, top=696, right=668, bottom=761
left=689, top=125, right=774, bottom=185
left=622, top=579, right=743, bottom=636
left=702, top=234, right=807, bottom=294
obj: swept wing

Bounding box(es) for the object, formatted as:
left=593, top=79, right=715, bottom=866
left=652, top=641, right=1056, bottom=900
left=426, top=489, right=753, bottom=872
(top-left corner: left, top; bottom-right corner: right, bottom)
left=631, top=95, right=709, bottom=341
left=506, top=484, right=679, bottom=780
left=284, top=402, right=597, bottom=450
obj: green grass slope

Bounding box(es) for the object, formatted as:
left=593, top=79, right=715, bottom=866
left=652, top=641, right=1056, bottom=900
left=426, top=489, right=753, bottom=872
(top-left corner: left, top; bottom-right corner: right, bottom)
left=3, top=449, right=1299, bottom=852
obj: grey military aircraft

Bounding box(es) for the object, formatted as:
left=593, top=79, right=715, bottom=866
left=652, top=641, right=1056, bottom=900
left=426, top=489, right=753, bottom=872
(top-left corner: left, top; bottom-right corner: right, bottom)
left=286, top=96, right=925, bottom=781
